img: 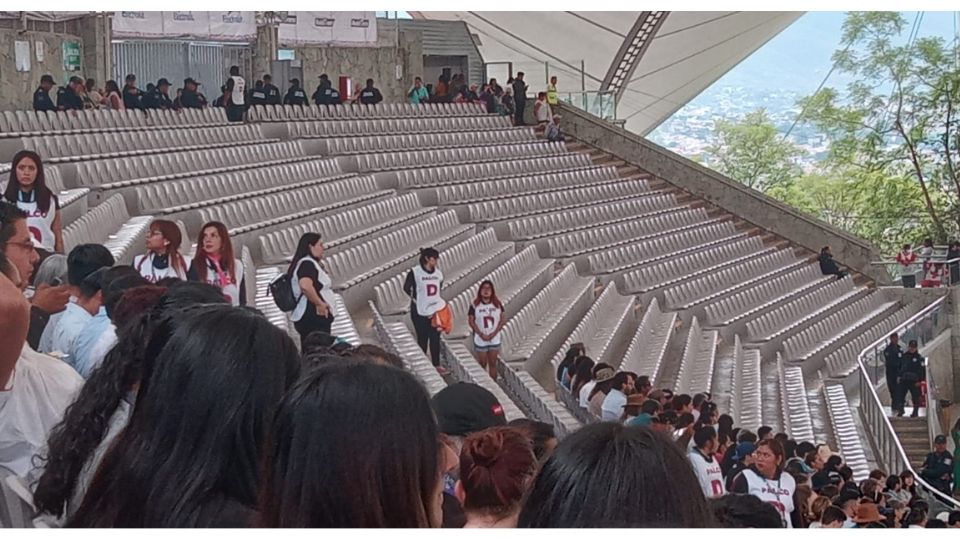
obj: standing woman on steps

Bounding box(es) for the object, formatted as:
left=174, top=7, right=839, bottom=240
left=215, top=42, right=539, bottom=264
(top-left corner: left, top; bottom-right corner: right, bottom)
left=468, top=280, right=505, bottom=380
left=287, top=232, right=334, bottom=349
left=187, top=221, right=245, bottom=306
left=404, top=247, right=445, bottom=372
left=4, top=150, right=63, bottom=255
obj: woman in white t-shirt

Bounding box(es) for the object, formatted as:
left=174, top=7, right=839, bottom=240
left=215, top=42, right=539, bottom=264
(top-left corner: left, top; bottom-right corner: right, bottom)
left=287, top=232, right=334, bottom=350
left=3, top=150, right=63, bottom=254
left=730, top=439, right=799, bottom=528
left=467, top=280, right=505, bottom=380
left=133, top=219, right=191, bottom=283
left=187, top=221, right=245, bottom=306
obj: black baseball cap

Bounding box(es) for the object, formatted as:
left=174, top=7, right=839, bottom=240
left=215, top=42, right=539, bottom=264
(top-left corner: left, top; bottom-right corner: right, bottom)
left=125, top=74, right=136, bottom=81
left=157, top=78, right=171, bottom=87
left=40, top=74, right=54, bottom=84
left=432, top=382, right=506, bottom=436
left=289, top=78, right=300, bottom=85
left=319, top=73, right=329, bottom=80
left=263, top=74, right=272, bottom=81
left=183, top=77, right=199, bottom=86
left=908, top=339, right=918, bottom=347
left=934, top=435, right=947, bottom=445
left=68, top=76, right=83, bottom=85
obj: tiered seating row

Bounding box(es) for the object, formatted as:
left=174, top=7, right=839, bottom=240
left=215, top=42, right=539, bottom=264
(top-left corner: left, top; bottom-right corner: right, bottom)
left=730, top=336, right=762, bottom=432
left=374, top=229, right=514, bottom=316
left=778, top=355, right=816, bottom=443
left=781, top=292, right=896, bottom=362
left=506, top=194, right=680, bottom=242
left=45, top=166, right=88, bottom=225
left=77, top=141, right=317, bottom=189
left=395, top=153, right=593, bottom=189
left=550, top=283, right=636, bottom=373
left=497, top=358, right=582, bottom=438
left=356, top=141, right=567, bottom=172
left=443, top=341, right=525, bottom=422
left=288, top=115, right=511, bottom=138
left=62, top=194, right=151, bottom=265
left=466, top=181, right=653, bottom=224
left=371, top=304, right=447, bottom=397
left=823, top=382, right=871, bottom=480
left=675, top=316, right=718, bottom=395
left=447, top=246, right=555, bottom=340
left=746, top=277, right=860, bottom=342
left=590, top=221, right=742, bottom=276
left=623, top=235, right=766, bottom=294
left=436, top=168, right=630, bottom=206
left=619, top=298, right=676, bottom=385
left=323, top=128, right=536, bottom=155
left=248, top=102, right=486, bottom=122
left=0, top=107, right=226, bottom=138
left=824, top=304, right=920, bottom=378
left=705, top=265, right=830, bottom=330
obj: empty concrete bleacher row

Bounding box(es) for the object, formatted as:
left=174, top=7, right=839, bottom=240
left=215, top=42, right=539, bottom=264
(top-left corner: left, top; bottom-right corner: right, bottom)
left=729, top=336, right=763, bottom=432
left=548, top=283, right=637, bottom=377
left=0, top=107, right=227, bottom=139
left=823, top=381, right=871, bottom=480
left=442, top=341, right=525, bottom=422
left=321, top=128, right=537, bottom=155
left=62, top=194, right=151, bottom=265
left=286, top=115, right=511, bottom=139
left=432, top=167, right=630, bottom=207
left=371, top=303, right=447, bottom=397
left=248, top=102, right=487, bottom=123
left=463, top=180, right=654, bottom=224
left=374, top=229, right=515, bottom=317
left=44, top=165, right=88, bottom=226
left=822, top=302, right=923, bottom=378
left=778, top=354, right=816, bottom=444
left=392, top=152, right=593, bottom=190
left=675, top=316, right=718, bottom=396
left=355, top=141, right=568, bottom=173
left=495, top=356, right=582, bottom=439
left=746, top=277, right=862, bottom=345
left=781, top=292, right=898, bottom=364
left=8, top=124, right=268, bottom=164
left=446, top=246, right=555, bottom=340
left=618, top=297, right=676, bottom=386
left=498, top=265, right=594, bottom=379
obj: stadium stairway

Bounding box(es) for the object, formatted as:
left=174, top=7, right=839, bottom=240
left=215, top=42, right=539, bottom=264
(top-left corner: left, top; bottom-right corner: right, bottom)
left=16, top=103, right=938, bottom=464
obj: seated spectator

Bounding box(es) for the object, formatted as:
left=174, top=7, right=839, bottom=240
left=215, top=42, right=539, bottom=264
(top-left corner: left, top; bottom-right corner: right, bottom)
left=212, top=85, right=228, bottom=108
left=84, top=79, right=102, bottom=110
left=134, top=220, right=192, bottom=283
left=817, top=505, right=847, bottom=528
left=506, top=418, right=557, bottom=462
left=257, top=361, right=443, bottom=527
left=68, top=304, right=299, bottom=527
left=534, top=92, right=553, bottom=129
left=903, top=508, right=927, bottom=528
left=710, top=494, right=783, bottom=528
left=343, top=343, right=403, bottom=369
left=0, top=204, right=83, bottom=478
left=586, top=366, right=617, bottom=417
left=569, top=356, right=596, bottom=406
left=600, top=371, right=635, bottom=421
left=627, top=398, right=662, bottom=427
left=518, top=423, right=714, bottom=527
left=807, top=496, right=833, bottom=528
left=554, top=342, right=586, bottom=389
left=102, top=80, right=124, bottom=110
left=51, top=244, right=115, bottom=355
left=455, top=426, right=537, bottom=528
left=357, top=78, right=383, bottom=105
left=33, top=254, right=69, bottom=353
left=408, top=77, right=429, bottom=104
left=187, top=221, right=245, bottom=306
left=621, top=393, right=648, bottom=424
left=501, top=87, right=515, bottom=118
left=179, top=78, right=206, bottom=109
left=818, top=245, right=847, bottom=279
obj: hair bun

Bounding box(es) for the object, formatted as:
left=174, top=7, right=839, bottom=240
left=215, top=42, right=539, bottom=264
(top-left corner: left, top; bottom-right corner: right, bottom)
left=467, top=430, right=504, bottom=467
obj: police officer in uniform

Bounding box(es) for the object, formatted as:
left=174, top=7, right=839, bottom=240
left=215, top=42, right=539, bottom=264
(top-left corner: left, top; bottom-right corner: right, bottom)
left=358, top=78, right=383, bottom=105
left=142, top=78, right=174, bottom=110
left=122, top=74, right=143, bottom=110
left=283, top=78, right=307, bottom=106
left=883, top=333, right=903, bottom=415
left=312, top=74, right=330, bottom=106
left=262, top=74, right=281, bottom=105
left=56, top=76, right=84, bottom=111
left=33, top=74, right=58, bottom=112
left=180, top=78, right=207, bottom=109
left=920, top=435, right=954, bottom=495
left=248, top=80, right=267, bottom=107
left=898, top=340, right=926, bottom=418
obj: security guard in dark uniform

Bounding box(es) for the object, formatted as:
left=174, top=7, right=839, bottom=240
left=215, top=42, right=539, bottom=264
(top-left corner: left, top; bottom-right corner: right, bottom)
left=248, top=80, right=267, bottom=106
left=898, top=340, right=926, bottom=418
left=142, top=78, right=174, bottom=110
left=56, top=76, right=84, bottom=111
left=33, top=74, right=58, bottom=112
left=283, top=78, right=308, bottom=106
left=180, top=78, right=207, bottom=109
left=920, top=435, right=954, bottom=495
left=262, top=74, right=281, bottom=105
left=123, top=74, right=143, bottom=110
left=358, top=78, right=383, bottom=105
left=312, top=74, right=341, bottom=106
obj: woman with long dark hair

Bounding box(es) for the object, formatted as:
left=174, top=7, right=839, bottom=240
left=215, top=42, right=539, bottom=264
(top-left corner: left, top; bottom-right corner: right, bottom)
left=68, top=304, right=299, bottom=527
left=257, top=361, right=443, bottom=527
left=455, top=426, right=537, bottom=528
left=518, top=423, right=714, bottom=527
left=3, top=150, right=63, bottom=254
left=403, top=247, right=444, bottom=369
left=33, top=282, right=226, bottom=521
left=730, top=439, right=799, bottom=528
left=133, top=220, right=191, bottom=283
left=103, top=80, right=123, bottom=110
left=555, top=343, right=586, bottom=389
left=187, top=221, right=245, bottom=306
left=286, top=232, right=334, bottom=349
left=467, top=280, right=505, bottom=380
left=570, top=356, right=596, bottom=405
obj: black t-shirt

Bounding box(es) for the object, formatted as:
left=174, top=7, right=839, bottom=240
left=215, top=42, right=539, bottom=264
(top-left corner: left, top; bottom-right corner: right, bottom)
left=297, top=259, right=323, bottom=298
left=359, top=87, right=383, bottom=105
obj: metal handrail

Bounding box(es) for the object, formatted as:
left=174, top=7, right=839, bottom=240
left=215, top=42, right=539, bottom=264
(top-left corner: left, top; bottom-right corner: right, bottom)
left=870, top=257, right=960, bottom=287
left=856, top=296, right=960, bottom=509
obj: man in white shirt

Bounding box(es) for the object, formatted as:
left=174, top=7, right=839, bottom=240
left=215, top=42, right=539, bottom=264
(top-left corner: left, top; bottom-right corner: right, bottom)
left=49, top=244, right=113, bottom=356
left=0, top=203, right=83, bottom=477
left=225, top=65, right=246, bottom=122
left=601, top=372, right=636, bottom=421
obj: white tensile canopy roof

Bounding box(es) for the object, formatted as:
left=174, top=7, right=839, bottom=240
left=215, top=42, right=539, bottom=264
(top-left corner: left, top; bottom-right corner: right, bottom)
left=409, top=11, right=802, bottom=135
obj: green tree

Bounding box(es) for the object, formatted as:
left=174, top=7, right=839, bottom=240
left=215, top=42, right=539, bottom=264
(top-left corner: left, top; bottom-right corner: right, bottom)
left=706, top=109, right=804, bottom=191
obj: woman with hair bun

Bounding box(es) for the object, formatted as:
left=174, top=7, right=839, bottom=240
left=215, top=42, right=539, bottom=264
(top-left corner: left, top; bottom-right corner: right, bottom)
left=456, top=426, right=537, bottom=528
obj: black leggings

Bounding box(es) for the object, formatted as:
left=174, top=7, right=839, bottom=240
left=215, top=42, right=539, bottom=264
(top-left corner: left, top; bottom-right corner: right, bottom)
left=411, top=310, right=441, bottom=367
left=294, top=312, right=334, bottom=351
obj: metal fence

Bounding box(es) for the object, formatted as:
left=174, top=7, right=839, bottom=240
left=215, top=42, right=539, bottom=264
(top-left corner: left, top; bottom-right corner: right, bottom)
left=112, top=40, right=252, bottom=94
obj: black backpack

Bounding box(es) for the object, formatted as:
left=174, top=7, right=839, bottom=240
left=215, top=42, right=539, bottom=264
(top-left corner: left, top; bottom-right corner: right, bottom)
left=268, top=272, right=299, bottom=312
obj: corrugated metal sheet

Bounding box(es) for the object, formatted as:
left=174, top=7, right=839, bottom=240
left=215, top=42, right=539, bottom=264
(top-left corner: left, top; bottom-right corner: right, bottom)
left=112, top=40, right=251, bottom=92
left=395, top=19, right=484, bottom=85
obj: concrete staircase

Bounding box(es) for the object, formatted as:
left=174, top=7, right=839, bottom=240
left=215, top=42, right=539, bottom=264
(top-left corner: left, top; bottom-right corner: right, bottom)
left=889, top=416, right=930, bottom=468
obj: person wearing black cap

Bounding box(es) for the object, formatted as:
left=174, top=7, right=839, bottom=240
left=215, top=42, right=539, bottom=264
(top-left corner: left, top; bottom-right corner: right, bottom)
left=432, top=382, right=507, bottom=528
left=897, top=340, right=925, bottom=417
left=883, top=332, right=904, bottom=416
left=180, top=78, right=206, bottom=109
left=283, top=78, right=307, bottom=106
left=262, top=74, right=281, bottom=105
left=357, top=78, right=383, bottom=105
left=312, top=74, right=341, bottom=106
left=212, top=85, right=228, bottom=108
left=920, top=434, right=954, bottom=495
left=56, top=77, right=84, bottom=111
left=122, top=74, right=143, bottom=110
left=142, top=78, right=173, bottom=110
left=33, top=75, right=58, bottom=112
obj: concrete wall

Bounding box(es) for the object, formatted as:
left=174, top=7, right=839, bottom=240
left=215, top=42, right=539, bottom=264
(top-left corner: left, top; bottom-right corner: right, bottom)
left=0, top=28, right=83, bottom=111
left=293, top=28, right=423, bottom=103
left=557, top=103, right=885, bottom=282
